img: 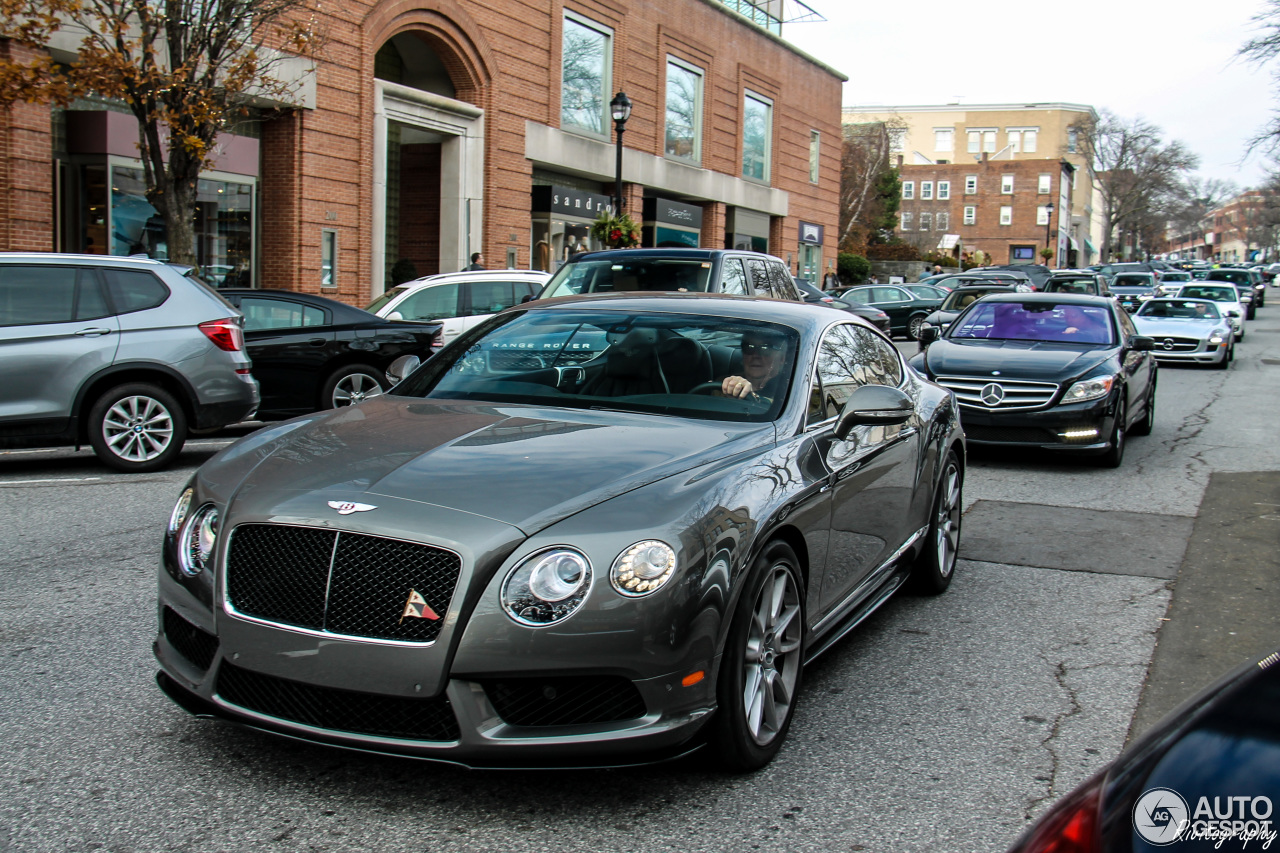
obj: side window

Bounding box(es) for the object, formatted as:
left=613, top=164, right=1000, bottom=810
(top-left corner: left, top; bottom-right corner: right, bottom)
left=395, top=283, right=460, bottom=321
left=239, top=298, right=326, bottom=331
left=768, top=263, right=800, bottom=301
left=851, top=326, right=903, bottom=386
left=466, top=281, right=517, bottom=316
left=745, top=259, right=770, bottom=295
left=720, top=258, right=749, bottom=295
left=1117, top=309, right=1138, bottom=340
left=873, top=287, right=908, bottom=303
left=808, top=325, right=866, bottom=423
left=0, top=265, right=78, bottom=326
left=103, top=269, right=169, bottom=313
left=77, top=274, right=110, bottom=320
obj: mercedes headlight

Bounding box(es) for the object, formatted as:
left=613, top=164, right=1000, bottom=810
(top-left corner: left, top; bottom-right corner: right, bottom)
left=501, top=548, right=592, bottom=626
left=1062, top=375, right=1115, bottom=404
left=610, top=540, right=677, bottom=597
left=168, top=487, right=193, bottom=535
left=1209, top=331, right=1227, bottom=344
left=178, top=505, right=219, bottom=577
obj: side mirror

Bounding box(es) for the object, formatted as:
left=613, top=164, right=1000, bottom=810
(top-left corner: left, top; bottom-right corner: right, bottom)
left=1131, top=336, right=1156, bottom=352
left=834, top=385, right=914, bottom=440
left=1228, top=310, right=1240, bottom=318
left=388, top=311, right=405, bottom=321
left=918, top=324, right=940, bottom=345
left=385, top=354, right=422, bottom=384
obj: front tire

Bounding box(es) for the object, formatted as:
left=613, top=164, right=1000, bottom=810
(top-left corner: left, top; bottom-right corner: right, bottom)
left=87, top=383, right=188, bottom=473
left=909, top=450, right=962, bottom=595
left=710, top=541, right=805, bottom=772
left=1131, top=380, right=1156, bottom=436
left=322, top=364, right=387, bottom=409
left=1097, top=398, right=1126, bottom=468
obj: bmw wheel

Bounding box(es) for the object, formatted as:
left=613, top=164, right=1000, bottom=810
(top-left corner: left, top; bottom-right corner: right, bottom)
left=710, top=541, right=805, bottom=771
left=323, top=364, right=387, bottom=409
left=910, top=450, right=962, bottom=595
left=87, top=383, right=188, bottom=473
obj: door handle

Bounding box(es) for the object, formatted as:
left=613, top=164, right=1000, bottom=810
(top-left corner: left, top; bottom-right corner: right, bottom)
left=74, top=327, right=113, bottom=337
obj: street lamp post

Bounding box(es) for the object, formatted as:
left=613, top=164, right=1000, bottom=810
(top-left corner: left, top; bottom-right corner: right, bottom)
left=1044, top=201, right=1056, bottom=267
left=610, top=92, right=632, bottom=215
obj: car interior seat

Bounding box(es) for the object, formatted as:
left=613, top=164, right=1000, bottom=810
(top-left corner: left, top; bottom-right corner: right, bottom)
left=580, top=328, right=671, bottom=397
left=655, top=336, right=713, bottom=392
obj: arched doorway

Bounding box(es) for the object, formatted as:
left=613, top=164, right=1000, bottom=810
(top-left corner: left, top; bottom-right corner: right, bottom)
left=372, top=32, right=484, bottom=296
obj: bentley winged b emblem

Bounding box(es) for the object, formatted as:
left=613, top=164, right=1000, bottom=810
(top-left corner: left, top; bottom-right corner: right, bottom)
left=327, top=500, right=377, bottom=515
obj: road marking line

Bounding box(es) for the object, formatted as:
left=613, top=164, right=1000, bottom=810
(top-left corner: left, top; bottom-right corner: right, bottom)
left=0, top=477, right=103, bottom=485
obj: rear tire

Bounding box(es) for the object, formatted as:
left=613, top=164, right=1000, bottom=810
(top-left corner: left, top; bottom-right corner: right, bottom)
left=87, top=383, right=188, bottom=473
left=906, top=314, right=928, bottom=341
left=709, top=541, right=805, bottom=772
left=909, top=450, right=962, bottom=595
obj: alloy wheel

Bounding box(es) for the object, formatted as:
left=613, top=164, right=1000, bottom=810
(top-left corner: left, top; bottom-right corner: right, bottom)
left=935, top=463, right=962, bottom=577
left=102, top=395, right=175, bottom=463
left=332, top=372, right=385, bottom=407
left=741, top=565, right=803, bottom=746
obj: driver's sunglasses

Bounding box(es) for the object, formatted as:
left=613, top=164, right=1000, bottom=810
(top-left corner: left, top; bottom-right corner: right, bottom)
left=742, top=341, right=783, bottom=353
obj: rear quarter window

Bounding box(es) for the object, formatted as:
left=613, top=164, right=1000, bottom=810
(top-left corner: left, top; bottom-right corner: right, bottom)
left=103, top=269, right=170, bottom=313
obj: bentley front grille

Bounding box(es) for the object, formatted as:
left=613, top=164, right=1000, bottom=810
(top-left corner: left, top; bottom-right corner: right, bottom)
left=225, top=524, right=461, bottom=643
left=216, top=662, right=460, bottom=741
left=482, top=675, right=647, bottom=727
left=936, top=375, right=1060, bottom=411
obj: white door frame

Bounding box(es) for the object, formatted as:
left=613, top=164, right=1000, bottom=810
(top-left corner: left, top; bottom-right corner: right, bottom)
left=373, top=79, right=484, bottom=296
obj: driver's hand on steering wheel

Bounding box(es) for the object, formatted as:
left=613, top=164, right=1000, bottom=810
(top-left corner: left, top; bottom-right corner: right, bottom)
left=721, top=375, right=756, bottom=398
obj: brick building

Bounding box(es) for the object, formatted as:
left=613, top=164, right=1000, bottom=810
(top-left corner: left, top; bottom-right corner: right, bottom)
left=897, top=155, right=1075, bottom=267
left=0, top=0, right=844, bottom=304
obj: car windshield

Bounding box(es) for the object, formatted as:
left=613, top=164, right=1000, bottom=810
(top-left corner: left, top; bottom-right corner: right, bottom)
left=1112, top=274, right=1154, bottom=288
left=1178, top=285, right=1238, bottom=302
left=950, top=301, right=1116, bottom=345
left=394, top=308, right=798, bottom=423
left=544, top=258, right=715, bottom=297
left=940, top=289, right=1004, bottom=311
left=366, top=286, right=409, bottom=314
left=1205, top=271, right=1250, bottom=285
left=1137, top=300, right=1221, bottom=320
left=1046, top=279, right=1096, bottom=294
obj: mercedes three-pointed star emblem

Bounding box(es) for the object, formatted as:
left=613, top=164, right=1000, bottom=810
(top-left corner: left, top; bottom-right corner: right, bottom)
left=980, top=382, right=1006, bottom=407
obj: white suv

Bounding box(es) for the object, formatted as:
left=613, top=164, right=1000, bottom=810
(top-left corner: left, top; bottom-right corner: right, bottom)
left=366, top=269, right=550, bottom=350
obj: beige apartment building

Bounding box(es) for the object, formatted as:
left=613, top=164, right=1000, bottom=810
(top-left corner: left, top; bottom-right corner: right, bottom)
left=842, top=102, right=1104, bottom=266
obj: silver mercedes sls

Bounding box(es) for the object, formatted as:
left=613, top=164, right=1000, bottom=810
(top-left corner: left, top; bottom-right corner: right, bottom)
left=155, top=293, right=965, bottom=770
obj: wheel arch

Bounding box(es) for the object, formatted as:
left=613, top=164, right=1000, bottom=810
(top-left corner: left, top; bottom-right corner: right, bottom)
left=73, top=365, right=198, bottom=443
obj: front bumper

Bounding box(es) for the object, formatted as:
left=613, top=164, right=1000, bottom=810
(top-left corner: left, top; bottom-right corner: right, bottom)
left=957, top=397, right=1117, bottom=453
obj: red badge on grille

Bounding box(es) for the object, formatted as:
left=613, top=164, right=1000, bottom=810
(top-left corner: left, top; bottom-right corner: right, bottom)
left=400, top=589, right=440, bottom=623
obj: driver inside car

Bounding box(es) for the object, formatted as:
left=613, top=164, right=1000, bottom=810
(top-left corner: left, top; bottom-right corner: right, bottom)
left=721, top=331, right=787, bottom=400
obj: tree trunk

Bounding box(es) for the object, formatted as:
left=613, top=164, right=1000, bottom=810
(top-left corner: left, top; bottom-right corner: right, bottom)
left=164, top=179, right=198, bottom=265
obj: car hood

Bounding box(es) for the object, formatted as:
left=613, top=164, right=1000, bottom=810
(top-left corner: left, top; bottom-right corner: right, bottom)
left=207, top=395, right=773, bottom=535
left=1133, top=317, right=1227, bottom=337
left=922, top=338, right=1113, bottom=382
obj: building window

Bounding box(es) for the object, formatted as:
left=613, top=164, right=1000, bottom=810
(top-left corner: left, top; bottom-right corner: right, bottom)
left=665, top=58, right=703, bottom=162
left=1037, top=205, right=1050, bottom=226
left=1008, top=130, right=1021, bottom=153
left=561, top=14, right=612, bottom=135
left=937, top=212, right=949, bottom=230
left=921, top=181, right=933, bottom=200
left=920, top=212, right=932, bottom=231
left=901, top=212, right=913, bottom=231
left=1024, top=130, right=1038, bottom=152
left=999, top=206, right=1012, bottom=226
left=809, top=130, right=820, bottom=183
left=965, top=174, right=977, bottom=194
left=889, top=128, right=906, bottom=153
left=902, top=181, right=915, bottom=200
left=934, top=129, right=953, bottom=151
left=1067, top=127, right=1079, bottom=153
left=967, top=131, right=980, bottom=154
left=321, top=230, right=337, bottom=288
left=938, top=181, right=951, bottom=200
left=1001, top=175, right=1014, bottom=194
left=742, top=91, right=773, bottom=182
left=1039, top=174, right=1051, bottom=194
left=983, top=131, right=996, bottom=153
left=963, top=206, right=976, bottom=225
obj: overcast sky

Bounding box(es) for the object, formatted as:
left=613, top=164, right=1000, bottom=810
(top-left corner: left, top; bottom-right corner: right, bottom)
left=784, top=0, right=1277, bottom=189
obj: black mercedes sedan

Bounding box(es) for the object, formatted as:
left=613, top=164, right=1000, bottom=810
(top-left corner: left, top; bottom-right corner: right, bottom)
left=837, top=284, right=945, bottom=340
left=155, top=293, right=965, bottom=770
left=218, top=289, right=441, bottom=420
left=909, top=293, right=1156, bottom=467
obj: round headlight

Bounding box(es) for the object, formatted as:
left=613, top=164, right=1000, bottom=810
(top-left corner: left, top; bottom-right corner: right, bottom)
left=168, top=487, right=193, bottom=535
left=501, top=548, right=592, bottom=626
left=178, top=505, right=219, bottom=577
left=610, top=540, right=677, bottom=597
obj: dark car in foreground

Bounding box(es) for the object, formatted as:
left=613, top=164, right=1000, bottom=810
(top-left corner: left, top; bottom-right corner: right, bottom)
left=217, top=289, right=441, bottom=420
left=1007, top=648, right=1280, bottom=853
left=795, top=278, right=892, bottom=333
left=155, top=293, right=965, bottom=770
left=910, top=293, right=1156, bottom=467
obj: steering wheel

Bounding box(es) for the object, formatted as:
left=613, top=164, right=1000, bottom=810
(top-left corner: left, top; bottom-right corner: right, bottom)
left=689, top=380, right=729, bottom=396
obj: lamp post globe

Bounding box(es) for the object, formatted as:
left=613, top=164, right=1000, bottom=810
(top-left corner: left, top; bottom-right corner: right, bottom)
left=610, top=92, right=631, bottom=215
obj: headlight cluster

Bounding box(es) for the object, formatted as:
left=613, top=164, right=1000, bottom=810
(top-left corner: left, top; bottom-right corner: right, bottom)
left=1209, top=331, right=1227, bottom=344
left=1062, top=375, right=1115, bottom=404
left=169, top=488, right=219, bottom=577
left=500, top=540, right=678, bottom=626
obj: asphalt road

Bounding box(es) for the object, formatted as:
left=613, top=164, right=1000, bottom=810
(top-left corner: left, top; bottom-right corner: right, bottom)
left=2, top=297, right=1279, bottom=852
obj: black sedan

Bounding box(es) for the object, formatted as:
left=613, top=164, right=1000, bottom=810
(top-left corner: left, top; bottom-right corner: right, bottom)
left=1008, top=648, right=1280, bottom=852
left=218, top=289, right=441, bottom=420
left=837, top=284, right=945, bottom=339
left=154, top=294, right=965, bottom=770
left=795, top=278, right=892, bottom=333
left=909, top=293, right=1156, bottom=467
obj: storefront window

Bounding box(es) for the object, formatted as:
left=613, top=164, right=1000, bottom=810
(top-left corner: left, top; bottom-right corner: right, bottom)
left=532, top=218, right=599, bottom=272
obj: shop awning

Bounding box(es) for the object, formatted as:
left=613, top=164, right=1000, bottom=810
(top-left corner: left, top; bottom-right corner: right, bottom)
left=1084, top=238, right=1096, bottom=253
left=1068, top=236, right=1079, bottom=250
left=937, top=234, right=961, bottom=250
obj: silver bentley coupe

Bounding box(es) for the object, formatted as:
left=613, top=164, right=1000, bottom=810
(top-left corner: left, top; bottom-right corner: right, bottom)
left=155, top=293, right=965, bottom=770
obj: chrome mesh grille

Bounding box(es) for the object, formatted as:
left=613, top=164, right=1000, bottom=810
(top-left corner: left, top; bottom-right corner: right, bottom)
left=936, top=375, right=1060, bottom=411
left=226, top=524, right=461, bottom=643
